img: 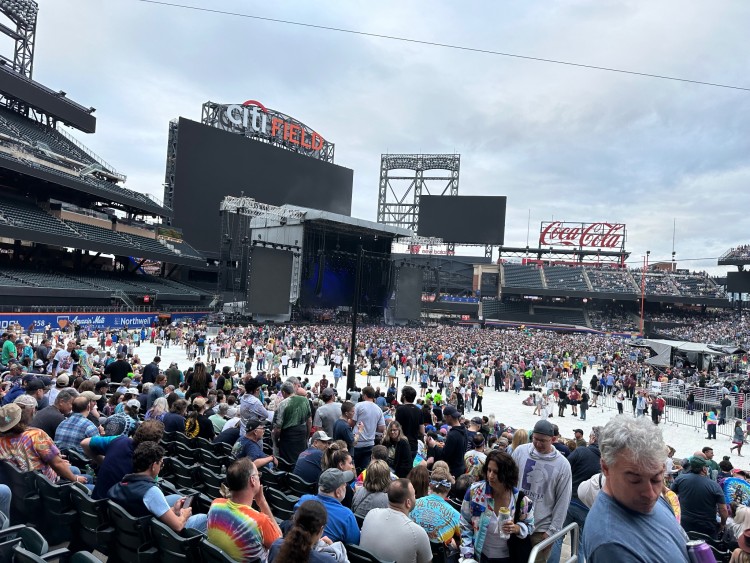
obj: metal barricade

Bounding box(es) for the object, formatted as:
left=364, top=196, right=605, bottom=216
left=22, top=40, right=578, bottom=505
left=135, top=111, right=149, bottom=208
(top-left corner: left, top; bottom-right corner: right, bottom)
left=528, top=522, right=579, bottom=563
left=590, top=381, right=750, bottom=438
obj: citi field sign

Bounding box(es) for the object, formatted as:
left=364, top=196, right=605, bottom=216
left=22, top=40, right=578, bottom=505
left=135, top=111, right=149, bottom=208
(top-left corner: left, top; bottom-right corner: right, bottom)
left=222, top=100, right=326, bottom=151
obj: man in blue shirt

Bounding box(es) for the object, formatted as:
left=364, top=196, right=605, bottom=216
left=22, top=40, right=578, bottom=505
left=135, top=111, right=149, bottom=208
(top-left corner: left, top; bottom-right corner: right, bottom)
left=294, top=468, right=359, bottom=545
left=583, top=416, right=689, bottom=562
left=54, top=396, right=99, bottom=454
left=237, top=419, right=275, bottom=469
left=292, top=430, right=332, bottom=484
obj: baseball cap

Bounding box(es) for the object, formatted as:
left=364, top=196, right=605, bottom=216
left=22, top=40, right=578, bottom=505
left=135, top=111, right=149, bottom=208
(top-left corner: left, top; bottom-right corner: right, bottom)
left=0, top=404, right=22, bottom=432
left=25, top=380, right=45, bottom=392
left=81, top=391, right=102, bottom=401
left=688, top=456, right=707, bottom=470
left=13, top=394, right=38, bottom=409
left=443, top=405, right=460, bottom=419
left=22, top=374, right=35, bottom=384
left=321, top=387, right=335, bottom=399
left=573, top=428, right=584, bottom=435
left=34, top=359, right=44, bottom=367
left=126, top=399, right=141, bottom=409
left=318, top=468, right=355, bottom=493
left=470, top=416, right=483, bottom=426
left=533, top=419, right=555, bottom=437
left=312, top=430, right=332, bottom=442
left=55, top=375, right=70, bottom=387
left=246, top=419, right=266, bottom=433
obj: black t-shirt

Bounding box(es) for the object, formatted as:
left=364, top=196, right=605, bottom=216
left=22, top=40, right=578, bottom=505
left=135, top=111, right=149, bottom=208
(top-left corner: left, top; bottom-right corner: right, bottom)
left=105, top=360, right=133, bottom=382
left=30, top=405, right=65, bottom=440
left=671, top=472, right=724, bottom=537
left=395, top=403, right=422, bottom=453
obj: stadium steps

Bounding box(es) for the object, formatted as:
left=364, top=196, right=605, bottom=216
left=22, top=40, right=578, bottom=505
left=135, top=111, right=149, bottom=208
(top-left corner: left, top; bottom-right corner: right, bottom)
left=582, top=270, right=594, bottom=291
left=539, top=267, right=548, bottom=289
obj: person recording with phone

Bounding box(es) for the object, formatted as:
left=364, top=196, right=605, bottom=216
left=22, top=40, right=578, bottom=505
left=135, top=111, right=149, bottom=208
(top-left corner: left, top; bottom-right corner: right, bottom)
left=107, top=441, right=208, bottom=533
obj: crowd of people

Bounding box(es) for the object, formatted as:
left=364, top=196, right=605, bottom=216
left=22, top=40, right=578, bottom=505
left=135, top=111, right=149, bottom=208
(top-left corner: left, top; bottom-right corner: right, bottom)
left=2, top=319, right=750, bottom=562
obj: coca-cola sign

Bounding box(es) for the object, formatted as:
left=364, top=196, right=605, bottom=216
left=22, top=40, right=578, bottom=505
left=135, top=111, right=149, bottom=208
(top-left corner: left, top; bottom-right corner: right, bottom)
left=539, top=222, right=626, bottom=249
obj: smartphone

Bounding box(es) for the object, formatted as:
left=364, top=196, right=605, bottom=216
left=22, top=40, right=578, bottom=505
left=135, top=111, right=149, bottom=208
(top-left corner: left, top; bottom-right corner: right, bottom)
left=183, top=495, right=195, bottom=509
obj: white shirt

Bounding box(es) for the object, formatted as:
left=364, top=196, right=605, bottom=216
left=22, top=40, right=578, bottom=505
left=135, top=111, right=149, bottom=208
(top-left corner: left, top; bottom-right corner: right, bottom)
left=359, top=508, right=432, bottom=563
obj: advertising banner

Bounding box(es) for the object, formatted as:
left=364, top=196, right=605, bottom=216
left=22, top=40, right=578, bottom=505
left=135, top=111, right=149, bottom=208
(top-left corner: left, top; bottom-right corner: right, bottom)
left=0, top=311, right=209, bottom=332
left=539, top=221, right=626, bottom=250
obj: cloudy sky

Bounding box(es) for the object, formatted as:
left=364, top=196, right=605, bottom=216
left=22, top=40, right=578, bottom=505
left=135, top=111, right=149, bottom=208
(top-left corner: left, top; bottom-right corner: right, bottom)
left=35, top=0, right=750, bottom=273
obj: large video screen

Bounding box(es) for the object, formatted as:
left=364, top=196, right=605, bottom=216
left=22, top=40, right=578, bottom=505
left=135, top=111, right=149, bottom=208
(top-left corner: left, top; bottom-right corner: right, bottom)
left=247, top=247, right=294, bottom=314
left=417, top=195, right=506, bottom=244
left=171, top=118, right=353, bottom=253
left=727, top=272, right=750, bottom=294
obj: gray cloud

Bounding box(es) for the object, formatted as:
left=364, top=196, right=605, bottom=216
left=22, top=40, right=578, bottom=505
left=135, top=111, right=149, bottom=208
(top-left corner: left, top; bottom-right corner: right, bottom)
left=31, top=0, right=750, bottom=274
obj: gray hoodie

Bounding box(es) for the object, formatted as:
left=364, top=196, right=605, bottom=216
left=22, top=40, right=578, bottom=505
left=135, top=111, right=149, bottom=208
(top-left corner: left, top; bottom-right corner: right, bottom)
left=511, top=442, right=572, bottom=535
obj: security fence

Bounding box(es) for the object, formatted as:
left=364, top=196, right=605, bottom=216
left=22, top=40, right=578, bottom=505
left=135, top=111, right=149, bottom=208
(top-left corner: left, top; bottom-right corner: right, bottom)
left=590, top=384, right=749, bottom=438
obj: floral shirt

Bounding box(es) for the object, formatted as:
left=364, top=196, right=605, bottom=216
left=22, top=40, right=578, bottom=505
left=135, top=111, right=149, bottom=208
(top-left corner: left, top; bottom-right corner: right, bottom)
left=460, top=480, right=535, bottom=559
left=0, top=428, right=60, bottom=482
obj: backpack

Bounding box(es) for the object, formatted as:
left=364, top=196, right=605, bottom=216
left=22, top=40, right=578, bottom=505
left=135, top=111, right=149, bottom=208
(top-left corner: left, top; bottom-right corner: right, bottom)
left=223, top=376, right=233, bottom=392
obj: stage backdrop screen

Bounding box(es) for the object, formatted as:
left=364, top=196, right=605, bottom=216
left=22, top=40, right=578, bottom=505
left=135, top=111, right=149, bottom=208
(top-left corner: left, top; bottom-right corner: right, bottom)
left=171, top=118, right=353, bottom=253
left=727, top=272, right=750, bottom=294
left=247, top=247, right=294, bottom=314
left=417, top=195, right=506, bottom=244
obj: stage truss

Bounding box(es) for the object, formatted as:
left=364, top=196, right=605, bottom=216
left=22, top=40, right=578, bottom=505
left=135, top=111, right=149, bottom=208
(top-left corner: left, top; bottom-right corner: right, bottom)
left=377, top=153, right=460, bottom=231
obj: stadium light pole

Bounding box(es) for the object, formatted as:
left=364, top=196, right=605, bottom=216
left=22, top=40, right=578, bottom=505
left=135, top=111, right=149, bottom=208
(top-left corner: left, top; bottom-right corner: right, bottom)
left=347, top=245, right=364, bottom=394
left=639, top=250, right=650, bottom=336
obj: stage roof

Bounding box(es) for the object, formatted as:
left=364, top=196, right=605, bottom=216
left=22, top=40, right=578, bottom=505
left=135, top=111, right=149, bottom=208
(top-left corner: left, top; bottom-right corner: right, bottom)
left=253, top=205, right=413, bottom=238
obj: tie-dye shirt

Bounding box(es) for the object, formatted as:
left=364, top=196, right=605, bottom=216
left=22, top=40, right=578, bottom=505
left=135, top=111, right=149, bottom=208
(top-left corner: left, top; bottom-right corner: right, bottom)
left=0, top=428, right=61, bottom=482
left=207, top=498, right=280, bottom=563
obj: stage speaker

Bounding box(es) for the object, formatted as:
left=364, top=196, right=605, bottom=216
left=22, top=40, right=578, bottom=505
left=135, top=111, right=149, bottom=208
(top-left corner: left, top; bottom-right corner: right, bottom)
left=315, top=253, right=325, bottom=297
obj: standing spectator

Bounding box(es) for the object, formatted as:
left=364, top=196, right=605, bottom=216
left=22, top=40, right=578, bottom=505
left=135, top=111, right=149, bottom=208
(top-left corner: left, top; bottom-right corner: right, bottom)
left=411, top=463, right=460, bottom=548
left=207, top=458, right=281, bottom=563
left=511, top=419, right=572, bottom=563
left=395, top=385, right=424, bottom=460
left=440, top=405, right=468, bottom=479
left=706, top=408, right=718, bottom=439
left=582, top=416, right=689, bottom=562
left=351, top=386, right=386, bottom=471
left=239, top=378, right=270, bottom=435
left=147, top=373, right=166, bottom=409
left=671, top=454, right=727, bottom=539
left=459, top=450, right=535, bottom=562
left=549, top=427, right=601, bottom=563
left=273, top=382, right=312, bottom=464
left=313, top=388, right=341, bottom=437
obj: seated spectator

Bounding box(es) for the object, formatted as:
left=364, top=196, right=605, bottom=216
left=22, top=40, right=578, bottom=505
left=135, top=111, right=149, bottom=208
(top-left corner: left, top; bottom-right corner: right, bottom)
left=293, top=430, right=332, bottom=484
left=145, top=396, right=169, bottom=422
left=408, top=464, right=430, bottom=499
left=351, top=460, right=391, bottom=518
left=359, top=478, right=432, bottom=563
left=162, top=398, right=188, bottom=433
left=294, top=468, right=360, bottom=545
left=210, top=403, right=230, bottom=434
left=185, top=396, right=215, bottom=440
left=268, top=500, right=348, bottom=563
left=236, top=420, right=276, bottom=469
left=84, top=419, right=164, bottom=500
left=54, top=395, right=99, bottom=454
left=30, top=390, right=74, bottom=440
left=107, top=441, right=207, bottom=533
left=0, top=403, right=87, bottom=485
left=207, top=458, right=282, bottom=563
left=410, top=463, right=460, bottom=548
left=0, top=484, right=9, bottom=530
